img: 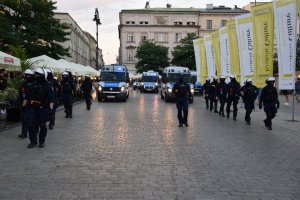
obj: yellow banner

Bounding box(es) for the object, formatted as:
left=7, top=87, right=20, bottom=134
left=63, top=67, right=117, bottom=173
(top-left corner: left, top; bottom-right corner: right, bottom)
left=211, top=31, right=221, bottom=76
left=199, top=38, right=208, bottom=83
left=252, top=2, right=274, bottom=88
left=226, top=20, right=241, bottom=82
left=298, top=0, right=300, bottom=19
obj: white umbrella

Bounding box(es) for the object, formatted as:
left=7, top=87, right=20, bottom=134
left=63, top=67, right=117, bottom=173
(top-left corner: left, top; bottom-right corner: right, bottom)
left=0, top=51, right=21, bottom=71
left=28, top=55, right=65, bottom=74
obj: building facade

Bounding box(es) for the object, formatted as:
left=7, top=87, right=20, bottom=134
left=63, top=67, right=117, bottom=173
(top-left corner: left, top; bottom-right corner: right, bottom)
left=118, top=3, right=248, bottom=72
left=54, top=13, right=104, bottom=69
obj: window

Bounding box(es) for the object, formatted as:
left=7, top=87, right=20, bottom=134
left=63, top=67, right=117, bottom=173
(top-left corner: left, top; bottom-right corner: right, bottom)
left=127, top=33, right=134, bottom=42
left=206, top=20, right=212, bottom=29
left=127, top=50, right=135, bottom=61
left=140, top=21, right=149, bottom=25
left=187, top=22, right=195, bottom=26
left=126, top=21, right=135, bottom=25
left=174, top=21, right=183, bottom=25
left=221, top=20, right=227, bottom=27
left=155, top=32, right=168, bottom=43
left=175, top=33, right=182, bottom=43
left=141, top=32, right=147, bottom=41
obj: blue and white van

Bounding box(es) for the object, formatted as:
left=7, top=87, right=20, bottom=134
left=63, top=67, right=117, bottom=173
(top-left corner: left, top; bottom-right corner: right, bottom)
left=160, top=66, right=194, bottom=103
left=97, top=64, right=130, bottom=102
left=140, top=70, right=160, bottom=93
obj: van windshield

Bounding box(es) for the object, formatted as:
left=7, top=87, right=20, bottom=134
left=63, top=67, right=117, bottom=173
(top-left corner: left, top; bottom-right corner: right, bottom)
left=142, top=76, right=158, bottom=82
left=100, top=72, right=126, bottom=82
left=167, top=73, right=191, bottom=83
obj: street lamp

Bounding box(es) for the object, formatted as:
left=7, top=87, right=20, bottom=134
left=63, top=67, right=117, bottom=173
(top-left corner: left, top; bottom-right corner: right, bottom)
left=93, top=8, right=101, bottom=70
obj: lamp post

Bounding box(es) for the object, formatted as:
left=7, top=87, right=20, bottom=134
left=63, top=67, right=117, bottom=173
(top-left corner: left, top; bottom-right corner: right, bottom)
left=93, top=8, right=101, bottom=70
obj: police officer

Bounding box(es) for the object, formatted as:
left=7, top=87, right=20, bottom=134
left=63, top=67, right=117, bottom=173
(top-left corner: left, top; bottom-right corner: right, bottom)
left=81, top=74, right=93, bottom=110
left=209, top=77, right=219, bottom=113
left=23, top=67, right=54, bottom=148
left=172, top=75, right=192, bottom=127
left=216, top=75, right=228, bottom=117
left=46, top=68, right=60, bottom=129
left=60, top=71, right=75, bottom=118
left=226, top=74, right=240, bottom=120
left=240, top=79, right=258, bottom=125
left=259, top=77, right=280, bottom=130
left=202, top=77, right=211, bottom=109
left=18, top=69, right=35, bottom=139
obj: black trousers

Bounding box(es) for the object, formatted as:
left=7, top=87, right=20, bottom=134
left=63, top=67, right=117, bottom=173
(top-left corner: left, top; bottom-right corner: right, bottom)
left=265, top=112, right=276, bottom=127
left=176, top=98, right=189, bottom=125
left=210, top=97, right=218, bottom=112
left=226, top=97, right=239, bottom=118
left=245, top=109, right=252, bottom=122
left=205, top=96, right=209, bottom=109
left=219, top=99, right=226, bottom=115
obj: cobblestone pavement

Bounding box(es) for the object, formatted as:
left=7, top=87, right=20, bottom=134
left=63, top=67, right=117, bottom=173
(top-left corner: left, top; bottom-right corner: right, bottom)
left=0, top=89, right=299, bottom=200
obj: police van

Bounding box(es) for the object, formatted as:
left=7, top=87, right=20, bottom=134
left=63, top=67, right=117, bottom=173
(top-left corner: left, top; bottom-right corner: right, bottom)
left=140, top=70, right=160, bottom=93
left=97, top=64, right=130, bottom=102
left=160, top=66, right=194, bottom=103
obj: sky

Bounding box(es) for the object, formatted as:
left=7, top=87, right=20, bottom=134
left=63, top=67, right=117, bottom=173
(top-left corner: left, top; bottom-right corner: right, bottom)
left=55, top=0, right=270, bottom=65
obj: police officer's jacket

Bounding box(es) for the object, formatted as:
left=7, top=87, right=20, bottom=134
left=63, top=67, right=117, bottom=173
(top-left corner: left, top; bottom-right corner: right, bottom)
left=227, top=80, right=241, bottom=98
left=19, top=80, right=34, bottom=103
left=202, top=82, right=210, bottom=95
left=25, top=80, right=54, bottom=109
left=208, top=81, right=218, bottom=97
left=216, top=82, right=228, bottom=100
left=259, top=85, right=279, bottom=106
left=240, top=84, right=258, bottom=103
left=60, top=79, right=75, bottom=95
left=81, top=79, right=93, bottom=93
left=172, top=82, right=191, bottom=99
left=48, top=79, right=60, bottom=102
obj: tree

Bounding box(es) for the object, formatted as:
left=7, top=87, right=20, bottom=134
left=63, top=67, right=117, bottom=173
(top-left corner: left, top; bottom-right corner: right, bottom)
left=171, top=32, right=198, bottom=70
left=135, top=40, right=169, bottom=73
left=0, top=0, right=70, bottom=59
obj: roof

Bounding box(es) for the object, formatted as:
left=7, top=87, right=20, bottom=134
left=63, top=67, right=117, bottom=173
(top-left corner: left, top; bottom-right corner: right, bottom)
left=121, top=8, right=199, bottom=13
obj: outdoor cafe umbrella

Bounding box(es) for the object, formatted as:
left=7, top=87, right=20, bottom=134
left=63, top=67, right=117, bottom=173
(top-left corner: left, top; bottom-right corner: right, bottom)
left=0, top=51, right=21, bottom=71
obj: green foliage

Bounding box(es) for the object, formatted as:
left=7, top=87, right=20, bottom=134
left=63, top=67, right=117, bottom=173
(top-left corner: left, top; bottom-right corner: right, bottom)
left=9, top=45, right=33, bottom=72
left=135, top=40, right=169, bottom=73
left=171, top=33, right=198, bottom=70
left=0, top=0, right=70, bottom=59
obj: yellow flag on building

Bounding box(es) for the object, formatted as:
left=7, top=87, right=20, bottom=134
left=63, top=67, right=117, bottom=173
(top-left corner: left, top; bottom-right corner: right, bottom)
left=226, top=21, right=241, bottom=82
left=199, top=38, right=208, bottom=83
left=298, top=0, right=300, bottom=17
left=211, top=31, right=221, bottom=76
left=252, top=2, right=274, bottom=88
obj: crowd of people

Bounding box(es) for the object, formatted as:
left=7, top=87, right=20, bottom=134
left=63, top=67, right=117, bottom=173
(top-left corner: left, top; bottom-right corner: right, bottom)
left=17, top=67, right=93, bottom=148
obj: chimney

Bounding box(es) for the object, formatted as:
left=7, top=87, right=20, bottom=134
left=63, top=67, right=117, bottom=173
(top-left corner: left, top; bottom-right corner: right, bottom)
left=145, top=1, right=150, bottom=9
left=234, top=5, right=238, bottom=9
left=166, top=3, right=172, bottom=8
left=206, top=4, right=213, bottom=10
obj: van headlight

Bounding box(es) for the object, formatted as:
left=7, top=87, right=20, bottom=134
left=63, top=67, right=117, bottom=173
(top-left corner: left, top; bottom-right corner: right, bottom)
left=167, top=88, right=172, bottom=93
left=155, top=83, right=158, bottom=86
left=98, top=86, right=102, bottom=92
left=141, top=82, right=144, bottom=86
left=121, top=86, right=125, bottom=92
left=191, top=88, right=194, bottom=93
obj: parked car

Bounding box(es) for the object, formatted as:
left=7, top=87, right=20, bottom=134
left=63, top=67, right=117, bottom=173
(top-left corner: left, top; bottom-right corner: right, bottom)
left=193, top=82, right=203, bottom=95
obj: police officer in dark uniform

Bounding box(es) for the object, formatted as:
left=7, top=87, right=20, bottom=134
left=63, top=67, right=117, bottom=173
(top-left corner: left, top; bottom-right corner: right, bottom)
left=209, top=77, right=219, bottom=113
left=60, top=71, right=75, bottom=118
left=240, top=78, right=258, bottom=125
left=259, top=77, right=280, bottom=130
left=216, top=75, right=228, bottom=117
left=172, top=75, right=192, bottom=127
left=226, top=74, right=240, bottom=120
left=81, top=74, right=93, bottom=110
left=46, top=68, right=60, bottom=129
left=202, top=77, right=211, bottom=109
left=23, top=67, right=54, bottom=148
left=0, top=68, right=7, bottom=91
left=18, top=69, right=35, bottom=139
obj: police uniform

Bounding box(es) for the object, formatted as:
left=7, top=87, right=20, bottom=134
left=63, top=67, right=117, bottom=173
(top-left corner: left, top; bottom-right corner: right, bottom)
left=47, top=71, right=60, bottom=129
left=259, top=77, right=280, bottom=130
left=209, top=79, right=218, bottom=113
left=216, top=77, right=228, bottom=117
left=172, top=77, right=191, bottom=127
left=81, top=76, right=93, bottom=110
left=226, top=78, right=241, bottom=120
left=240, top=79, right=258, bottom=125
left=24, top=69, right=54, bottom=148
left=202, top=79, right=211, bottom=109
left=60, top=73, right=75, bottom=118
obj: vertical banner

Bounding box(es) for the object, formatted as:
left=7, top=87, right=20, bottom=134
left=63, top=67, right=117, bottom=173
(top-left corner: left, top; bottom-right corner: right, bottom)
left=199, top=38, right=208, bottom=83
left=211, top=31, right=221, bottom=76
left=274, top=0, right=297, bottom=89
left=204, top=35, right=216, bottom=78
left=193, top=39, right=201, bottom=82
left=219, top=26, right=231, bottom=77
left=236, top=13, right=255, bottom=84
left=252, top=2, right=274, bottom=88
left=298, top=0, right=300, bottom=16
left=227, top=21, right=241, bottom=83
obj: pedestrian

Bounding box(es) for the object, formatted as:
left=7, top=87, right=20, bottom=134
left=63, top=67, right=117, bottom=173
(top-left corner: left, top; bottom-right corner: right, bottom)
left=18, top=69, right=35, bottom=139
left=259, top=77, right=280, bottom=130
left=280, top=89, right=292, bottom=105
left=239, top=78, right=258, bottom=125
left=209, top=77, right=219, bottom=113
left=172, top=74, right=192, bottom=127
left=60, top=71, right=75, bottom=118
left=226, top=74, right=241, bottom=120
left=81, top=74, right=93, bottom=110
left=46, top=68, right=60, bottom=129
left=202, top=77, right=211, bottom=109
left=295, top=77, right=300, bottom=103
left=216, top=75, right=228, bottom=117
left=23, top=67, right=54, bottom=148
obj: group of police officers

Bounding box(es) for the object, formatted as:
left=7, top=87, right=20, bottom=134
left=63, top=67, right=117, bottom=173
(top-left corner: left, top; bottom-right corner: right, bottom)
left=18, top=67, right=93, bottom=148
left=201, top=75, right=280, bottom=130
